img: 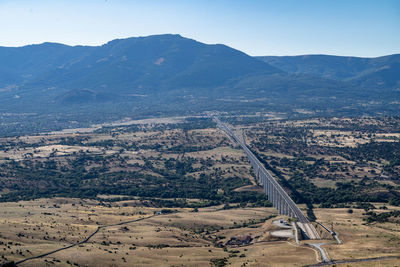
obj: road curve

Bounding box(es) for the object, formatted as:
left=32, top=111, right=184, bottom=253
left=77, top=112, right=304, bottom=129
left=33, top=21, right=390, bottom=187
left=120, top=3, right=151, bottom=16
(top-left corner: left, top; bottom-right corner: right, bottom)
left=310, top=243, right=330, bottom=262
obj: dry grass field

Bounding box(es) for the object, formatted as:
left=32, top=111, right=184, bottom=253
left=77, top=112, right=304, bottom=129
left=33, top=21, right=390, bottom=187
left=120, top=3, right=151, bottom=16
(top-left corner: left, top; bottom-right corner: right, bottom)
left=313, top=207, right=400, bottom=261
left=0, top=197, right=323, bottom=267
left=0, top=197, right=399, bottom=266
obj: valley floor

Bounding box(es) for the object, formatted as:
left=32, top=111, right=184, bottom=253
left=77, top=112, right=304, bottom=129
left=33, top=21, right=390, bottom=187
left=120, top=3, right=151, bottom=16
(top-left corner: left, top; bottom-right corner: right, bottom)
left=0, top=116, right=399, bottom=266
left=0, top=198, right=399, bottom=266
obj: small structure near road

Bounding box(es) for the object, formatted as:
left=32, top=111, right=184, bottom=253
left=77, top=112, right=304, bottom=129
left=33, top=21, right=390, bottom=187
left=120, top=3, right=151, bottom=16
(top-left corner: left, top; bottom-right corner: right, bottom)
left=270, top=219, right=296, bottom=240
left=273, top=219, right=292, bottom=229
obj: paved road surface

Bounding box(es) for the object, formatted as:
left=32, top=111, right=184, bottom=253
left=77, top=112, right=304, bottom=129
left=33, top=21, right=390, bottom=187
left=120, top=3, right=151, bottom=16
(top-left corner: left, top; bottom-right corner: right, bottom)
left=310, top=243, right=329, bottom=262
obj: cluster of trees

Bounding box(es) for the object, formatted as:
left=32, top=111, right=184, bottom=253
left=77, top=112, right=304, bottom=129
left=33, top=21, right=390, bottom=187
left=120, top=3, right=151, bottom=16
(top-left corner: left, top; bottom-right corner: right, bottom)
left=250, top=149, right=400, bottom=221
left=249, top=119, right=400, bottom=210
left=341, top=141, right=400, bottom=175
left=364, top=210, right=400, bottom=223
left=0, top=139, right=271, bottom=207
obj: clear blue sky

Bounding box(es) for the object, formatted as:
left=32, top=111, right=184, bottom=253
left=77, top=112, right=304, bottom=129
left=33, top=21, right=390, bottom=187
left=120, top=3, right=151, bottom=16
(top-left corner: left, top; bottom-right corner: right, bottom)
left=0, top=0, right=399, bottom=57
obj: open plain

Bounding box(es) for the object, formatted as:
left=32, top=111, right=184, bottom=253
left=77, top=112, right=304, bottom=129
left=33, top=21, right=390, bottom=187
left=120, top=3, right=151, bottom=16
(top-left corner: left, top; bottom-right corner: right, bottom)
left=0, top=116, right=399, bottom=266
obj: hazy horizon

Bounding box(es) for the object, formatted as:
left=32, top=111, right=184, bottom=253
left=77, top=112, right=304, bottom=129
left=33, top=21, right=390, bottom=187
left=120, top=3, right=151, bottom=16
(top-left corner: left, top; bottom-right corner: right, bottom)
left=0, top=0, right=399, bottom=57
left=0, top=33, right=398, bottom=59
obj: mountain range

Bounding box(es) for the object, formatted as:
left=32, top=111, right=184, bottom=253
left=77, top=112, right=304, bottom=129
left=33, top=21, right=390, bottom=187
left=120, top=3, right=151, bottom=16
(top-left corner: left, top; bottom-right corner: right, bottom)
left=258, top=54, right=400, bottom=91
left=0, top=34, right=399, bottom=134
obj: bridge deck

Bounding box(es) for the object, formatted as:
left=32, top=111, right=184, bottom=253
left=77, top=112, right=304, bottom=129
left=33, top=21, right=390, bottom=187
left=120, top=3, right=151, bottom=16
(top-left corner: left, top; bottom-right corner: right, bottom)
left=214, top=117, right=320, bottom=239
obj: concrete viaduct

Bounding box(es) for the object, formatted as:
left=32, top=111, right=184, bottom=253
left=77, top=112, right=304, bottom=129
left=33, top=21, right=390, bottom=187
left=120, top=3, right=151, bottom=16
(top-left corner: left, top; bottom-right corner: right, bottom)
left=214, top=116, right=320, bottom=239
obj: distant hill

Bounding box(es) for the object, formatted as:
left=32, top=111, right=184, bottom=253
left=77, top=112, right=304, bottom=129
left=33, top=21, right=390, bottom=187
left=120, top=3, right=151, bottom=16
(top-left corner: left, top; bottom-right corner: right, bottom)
left=0, top=34, right=399, bottom=135
left=257, top=54, right=400, bottom=90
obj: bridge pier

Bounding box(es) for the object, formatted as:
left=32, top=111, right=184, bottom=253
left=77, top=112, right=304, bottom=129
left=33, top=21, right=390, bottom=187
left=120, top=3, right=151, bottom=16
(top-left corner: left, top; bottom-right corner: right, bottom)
left=278, top=194, right=281, bottom=211
left=284, top=200, right=288, bottom=216
left=269, top=180, right=272, bottom=202
left=272, top=188, right=276, bottom=208
left=284, top=201, right=289, bottom=216
left=282, top=200, right=286, bottom=215
left=268, top=181, right=273, bottom=201
left=278, top=195, right=282, bottom=214
left=263, top=179, right=267, bottom=195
